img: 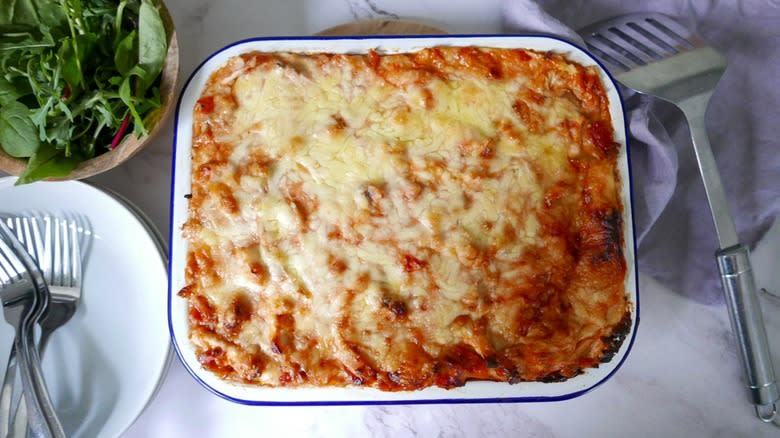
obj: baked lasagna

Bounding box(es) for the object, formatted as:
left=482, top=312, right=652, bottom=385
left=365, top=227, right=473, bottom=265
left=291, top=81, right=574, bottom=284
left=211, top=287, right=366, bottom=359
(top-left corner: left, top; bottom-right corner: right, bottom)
left=180, top=47, right=631, bottom=390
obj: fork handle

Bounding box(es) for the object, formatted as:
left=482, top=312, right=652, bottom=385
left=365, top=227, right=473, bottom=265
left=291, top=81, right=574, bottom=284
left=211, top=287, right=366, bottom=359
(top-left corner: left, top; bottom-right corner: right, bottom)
left=0, top=344, right=18, bottom=437
left=10, top=329, right=55, bottom=437
left=14, top=323, right=65, bottom=438
left=717, top=244, right=780, bottom=420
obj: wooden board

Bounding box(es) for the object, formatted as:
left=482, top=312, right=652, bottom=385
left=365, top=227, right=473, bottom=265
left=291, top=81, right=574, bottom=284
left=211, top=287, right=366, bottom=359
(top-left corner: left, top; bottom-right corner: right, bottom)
left=316, top=19, right=446, bottom=36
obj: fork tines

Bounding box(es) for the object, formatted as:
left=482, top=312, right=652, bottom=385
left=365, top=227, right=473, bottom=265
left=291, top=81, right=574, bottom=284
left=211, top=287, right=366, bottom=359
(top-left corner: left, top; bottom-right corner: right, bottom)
left=3, top=215, right=85, bottom=286
left=47, top=216, right=82, bottom=288
left=5, top=217, right=41, bottom=265
left=0, top=237, right=22, bottom=284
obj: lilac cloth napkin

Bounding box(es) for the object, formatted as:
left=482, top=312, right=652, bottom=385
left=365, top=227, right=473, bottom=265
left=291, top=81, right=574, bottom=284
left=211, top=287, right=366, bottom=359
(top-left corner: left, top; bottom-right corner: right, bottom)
left=502, top=0, right=780, bottom=304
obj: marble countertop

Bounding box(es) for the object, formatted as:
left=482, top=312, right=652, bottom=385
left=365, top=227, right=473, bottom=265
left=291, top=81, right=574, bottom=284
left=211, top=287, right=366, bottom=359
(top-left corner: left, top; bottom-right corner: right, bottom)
left=4, top=0, right=780, bottom=436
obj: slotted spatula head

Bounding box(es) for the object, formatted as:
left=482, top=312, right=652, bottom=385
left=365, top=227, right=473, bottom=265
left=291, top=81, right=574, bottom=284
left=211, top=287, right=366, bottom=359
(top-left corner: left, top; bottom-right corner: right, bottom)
left=579, top=13, right=727, bottom=104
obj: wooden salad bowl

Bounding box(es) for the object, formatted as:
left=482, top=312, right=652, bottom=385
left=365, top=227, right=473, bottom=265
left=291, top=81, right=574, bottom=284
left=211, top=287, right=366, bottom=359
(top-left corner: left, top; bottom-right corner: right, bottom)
left=0, top=0, right=179, bottom=181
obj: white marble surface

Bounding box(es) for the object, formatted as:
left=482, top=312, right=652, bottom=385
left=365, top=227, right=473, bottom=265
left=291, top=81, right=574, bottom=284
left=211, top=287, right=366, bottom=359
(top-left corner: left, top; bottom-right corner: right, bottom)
left=4, top=0, right=780, bottom=436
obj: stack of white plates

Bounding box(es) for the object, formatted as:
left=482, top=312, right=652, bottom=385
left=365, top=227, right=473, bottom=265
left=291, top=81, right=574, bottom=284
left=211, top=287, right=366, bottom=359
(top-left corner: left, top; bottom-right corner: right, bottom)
left=0, top=177, right=170, bottom=437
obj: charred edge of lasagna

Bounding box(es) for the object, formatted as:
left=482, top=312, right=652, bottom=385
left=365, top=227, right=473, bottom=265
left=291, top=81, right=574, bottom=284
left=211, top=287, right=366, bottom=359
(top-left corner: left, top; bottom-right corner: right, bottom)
left=540, top=371, right=573, bottom=383
left=599, top=310, right=633, bottom=364
left=597, top=208, right=623, bottom=263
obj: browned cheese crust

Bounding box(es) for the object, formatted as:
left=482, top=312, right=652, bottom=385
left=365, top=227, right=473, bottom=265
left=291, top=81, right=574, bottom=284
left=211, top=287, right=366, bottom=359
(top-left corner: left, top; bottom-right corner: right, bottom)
left=180, top=47, right=631, bottom=390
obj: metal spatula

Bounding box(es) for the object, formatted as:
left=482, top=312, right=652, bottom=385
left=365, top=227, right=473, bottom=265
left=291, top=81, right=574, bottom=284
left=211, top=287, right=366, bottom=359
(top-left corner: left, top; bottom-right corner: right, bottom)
left=580, top=13, right=779, bottom=421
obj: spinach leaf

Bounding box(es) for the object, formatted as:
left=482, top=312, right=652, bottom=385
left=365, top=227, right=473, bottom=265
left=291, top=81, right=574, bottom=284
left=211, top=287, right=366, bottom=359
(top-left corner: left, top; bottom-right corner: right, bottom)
left=0, top=0, right=63, bottom=42
left=36, top=0, right=67, bottom=35
left=137, top=0, right=165, bottom=94
left=0, top=2, right=12, bottom=25
left=0, top=100, right=39, bottom=157
left=58, top=32, right=97, bottom=89
left=114, top=29, right=136, bottom=76
left=3, top=0, right=40, bottom=26
left=0, top=77, right=22, bottom=105
left=16, top=142, right=79, bottom=184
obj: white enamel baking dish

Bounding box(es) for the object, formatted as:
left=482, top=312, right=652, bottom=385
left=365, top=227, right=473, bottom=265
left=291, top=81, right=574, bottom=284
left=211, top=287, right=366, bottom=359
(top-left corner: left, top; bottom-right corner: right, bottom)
left=168, top=35, right=639, bottom=405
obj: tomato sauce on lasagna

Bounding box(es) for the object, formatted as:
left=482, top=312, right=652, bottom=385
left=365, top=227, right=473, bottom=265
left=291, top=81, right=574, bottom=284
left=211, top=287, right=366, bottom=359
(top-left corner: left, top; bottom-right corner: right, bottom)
left=180, top=47, right=631, bottom=390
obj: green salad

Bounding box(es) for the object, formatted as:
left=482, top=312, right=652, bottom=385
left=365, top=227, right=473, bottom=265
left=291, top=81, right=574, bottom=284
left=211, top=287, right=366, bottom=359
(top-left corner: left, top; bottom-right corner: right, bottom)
left=0, top=0, right=167, bottom=184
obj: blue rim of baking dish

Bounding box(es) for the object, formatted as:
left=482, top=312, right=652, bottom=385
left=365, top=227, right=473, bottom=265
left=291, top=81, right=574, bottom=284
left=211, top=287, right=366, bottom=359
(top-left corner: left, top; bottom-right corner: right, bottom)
left=167, top=33, right=640, bottom=406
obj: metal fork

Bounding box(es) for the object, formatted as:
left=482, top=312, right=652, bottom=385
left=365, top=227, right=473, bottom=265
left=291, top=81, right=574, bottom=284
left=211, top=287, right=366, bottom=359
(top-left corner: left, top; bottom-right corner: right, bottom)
left=580, top=13, right=778, bottom=421
left=0, top=217, right=42, bottom=438
left=2, top=216, right=83, bottom=436
left=0, top=221, right=65, bottom=437
left=29, top=216, right=83, bottom=359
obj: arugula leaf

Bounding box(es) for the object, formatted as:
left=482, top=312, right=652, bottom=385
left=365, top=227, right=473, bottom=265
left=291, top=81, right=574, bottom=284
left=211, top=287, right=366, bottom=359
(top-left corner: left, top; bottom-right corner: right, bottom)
left=0, top=25, right=54, bottom=51
left=16, top=142, right=79, bottom=184
left=137, top=0, right=165, bottom=94
left=119, top=64, right=147, bottom=135
left=62, top=0, right=86, bottom=35
left=113, top=0, right=128, bottom=49
left=0, top=100, right=39, bottom=157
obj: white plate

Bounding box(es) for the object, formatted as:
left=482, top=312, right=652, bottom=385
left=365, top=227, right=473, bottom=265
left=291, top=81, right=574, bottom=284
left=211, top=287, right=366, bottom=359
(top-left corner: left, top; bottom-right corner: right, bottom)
left=0, top=177, right=171, bottom=437
left=170, top=35, right=639, bottom=405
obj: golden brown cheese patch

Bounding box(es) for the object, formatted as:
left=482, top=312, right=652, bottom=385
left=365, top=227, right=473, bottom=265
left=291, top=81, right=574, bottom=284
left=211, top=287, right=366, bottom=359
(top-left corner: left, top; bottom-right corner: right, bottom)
left=181, top=47, right=630, bottom=390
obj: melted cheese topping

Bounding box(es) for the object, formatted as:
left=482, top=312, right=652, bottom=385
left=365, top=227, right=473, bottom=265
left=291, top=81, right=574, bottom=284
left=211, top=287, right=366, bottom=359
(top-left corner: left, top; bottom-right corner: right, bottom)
left=181, top=47, right=630, bottom=390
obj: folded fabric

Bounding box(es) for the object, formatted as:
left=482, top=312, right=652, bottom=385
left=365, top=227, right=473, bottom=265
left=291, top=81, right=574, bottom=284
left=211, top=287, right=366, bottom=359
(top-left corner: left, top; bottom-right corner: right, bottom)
left=502, top=0, right=780, bottom=304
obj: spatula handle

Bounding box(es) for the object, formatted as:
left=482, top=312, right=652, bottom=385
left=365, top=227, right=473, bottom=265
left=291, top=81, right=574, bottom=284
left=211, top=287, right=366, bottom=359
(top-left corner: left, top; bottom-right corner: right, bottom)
left=717, top=244, right=779, bottom=420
